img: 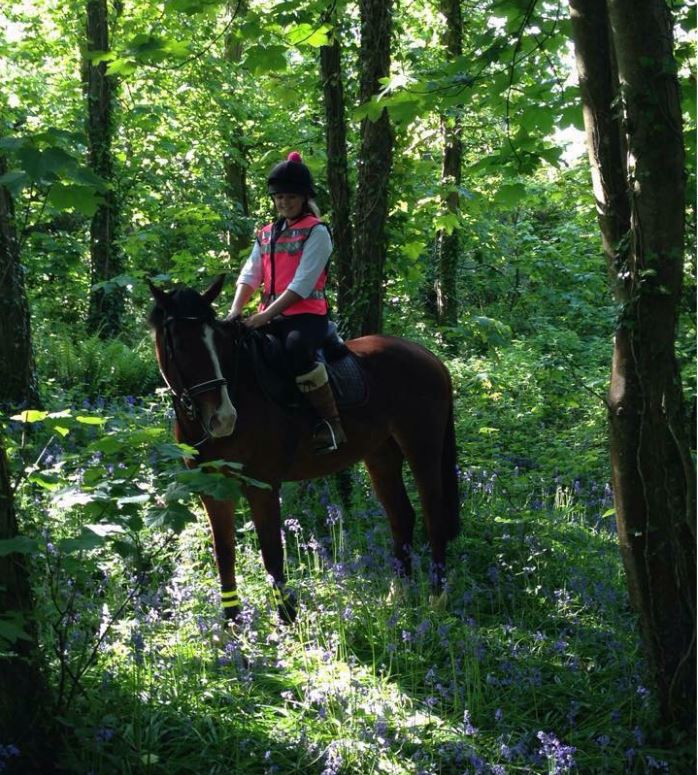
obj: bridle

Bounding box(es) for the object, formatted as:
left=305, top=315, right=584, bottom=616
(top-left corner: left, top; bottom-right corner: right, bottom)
left=159, top=315, right=230, bottom=448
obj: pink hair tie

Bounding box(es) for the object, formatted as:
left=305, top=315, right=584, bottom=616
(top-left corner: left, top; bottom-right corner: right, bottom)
left=287, top=151, right=303, bottom=163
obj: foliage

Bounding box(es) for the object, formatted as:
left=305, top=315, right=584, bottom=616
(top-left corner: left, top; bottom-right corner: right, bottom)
left=0, top=0, right=695, bottom=771
left=3, top=391, right=693, bottom=772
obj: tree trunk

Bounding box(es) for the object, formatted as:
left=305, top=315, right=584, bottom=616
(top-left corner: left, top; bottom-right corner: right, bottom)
left=223, top=0, right=251, bottom=264
left=0, top=155, right=40, bottom=409
left=320, top=23, right=355, bottom=335
left=434, top=0, right=463, bottom=327
left=224, top=139, right=250, bottom=263
left=0, top=435, right=55, bottom=772
left=85, top=0, right=122, bottom=338
left=350, top=0, right=394, bottom=337
left=570, top=0, right=696, bottom=732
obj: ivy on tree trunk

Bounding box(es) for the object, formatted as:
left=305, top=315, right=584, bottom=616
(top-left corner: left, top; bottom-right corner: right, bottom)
left=0, top=154, right=40, bottom=409
left=85, top=0, right=123, bottom=339
left=570, top=0, right=696, bottom=732
left=320, top=21, right=355, bottom=336
left=350, top=0, right=394, bottom=337
left=434, top=0, right=463, bottom=328
left=0, top=435, right=54, bottom=771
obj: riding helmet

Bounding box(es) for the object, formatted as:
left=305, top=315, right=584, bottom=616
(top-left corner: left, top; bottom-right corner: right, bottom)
left=267, top=151, right=316, bottom=197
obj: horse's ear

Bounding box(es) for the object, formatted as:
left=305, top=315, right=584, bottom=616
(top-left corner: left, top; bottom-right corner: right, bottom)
left=147, top=278, right=169, bottom=309
left=202, top=274, right=226, bottom=305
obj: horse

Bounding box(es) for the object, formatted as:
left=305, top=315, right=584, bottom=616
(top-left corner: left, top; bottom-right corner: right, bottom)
left=148, top=275, right=460, bottom=623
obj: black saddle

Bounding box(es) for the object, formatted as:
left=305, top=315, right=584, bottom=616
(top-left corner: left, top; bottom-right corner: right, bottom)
left=242, top=323, right=368, bottom=410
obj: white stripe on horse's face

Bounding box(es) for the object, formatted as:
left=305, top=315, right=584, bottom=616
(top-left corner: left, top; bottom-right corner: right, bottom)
left=202, top=325, right=236, bottom=437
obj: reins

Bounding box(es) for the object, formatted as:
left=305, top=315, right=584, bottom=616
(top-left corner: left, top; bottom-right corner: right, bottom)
left=159, top=315, right=235, bottom=448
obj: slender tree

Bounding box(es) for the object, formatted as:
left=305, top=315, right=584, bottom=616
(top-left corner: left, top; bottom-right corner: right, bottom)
left=0, top=154, right=40, bottom=409
left=0, top=434, right=54, bottom=772
left=223, top=0, right=251, bottom=264
left=320, top=16, right=355, bottom=334
left=85, top=0, right=123, bottom=338
left=569, top=0, right=696, bottom=731
left=434, top=0, right=463, bottom=327
left=350, top=0, right=395, bottom=337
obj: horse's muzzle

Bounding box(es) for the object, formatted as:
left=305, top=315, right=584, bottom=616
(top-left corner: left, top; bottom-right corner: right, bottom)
left=207, top=406, right=237, bottom=437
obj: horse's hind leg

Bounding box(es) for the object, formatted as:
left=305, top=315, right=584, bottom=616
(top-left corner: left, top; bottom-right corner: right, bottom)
left=201, top=495, right=240, bottom=622
left=364, top=438, right=416, bottom=578
left=243, top=484, right=297, bottom=624
left=394, top=419, right=450, bottom=593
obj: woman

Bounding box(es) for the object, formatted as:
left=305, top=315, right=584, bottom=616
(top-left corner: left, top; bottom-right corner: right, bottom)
left=227, top=151, right=347, bottom=454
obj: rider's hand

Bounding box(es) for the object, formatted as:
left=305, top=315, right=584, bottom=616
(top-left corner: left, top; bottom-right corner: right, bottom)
left=242, top=311, right=270, bottom=329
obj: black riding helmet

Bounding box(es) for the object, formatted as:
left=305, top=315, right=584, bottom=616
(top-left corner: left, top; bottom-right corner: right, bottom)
left=267, top=151, right=316, bottom=197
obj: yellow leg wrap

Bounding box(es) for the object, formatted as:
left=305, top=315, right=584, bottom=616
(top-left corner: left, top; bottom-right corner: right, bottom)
left=221, top=590, right=240, bottom=608
left=272, top=587, right=292, bottom=605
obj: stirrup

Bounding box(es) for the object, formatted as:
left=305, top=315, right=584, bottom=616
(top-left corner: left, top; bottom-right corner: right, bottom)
left=313, top=418, right=342, bottom=455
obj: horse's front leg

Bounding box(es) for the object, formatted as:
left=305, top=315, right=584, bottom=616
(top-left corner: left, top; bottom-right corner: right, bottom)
left=244, top=484, right=297, bottom=624
left=200, top=495, right=240, bottom=622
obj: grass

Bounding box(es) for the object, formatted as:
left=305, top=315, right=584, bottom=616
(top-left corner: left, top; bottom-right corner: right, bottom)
left=10, top=408, right=692, bottom=774
left=5, top=306, right=693, bottom=774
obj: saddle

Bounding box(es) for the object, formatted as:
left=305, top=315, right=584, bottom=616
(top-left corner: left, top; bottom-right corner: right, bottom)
left=242, top=323, right=369, bottom=410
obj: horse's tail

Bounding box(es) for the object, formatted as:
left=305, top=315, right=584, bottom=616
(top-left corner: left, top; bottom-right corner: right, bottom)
left=442, top=396, right=461, bottom=542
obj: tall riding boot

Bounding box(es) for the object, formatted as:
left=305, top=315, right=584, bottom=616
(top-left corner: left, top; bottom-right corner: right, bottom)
left=296, top=362, right=347, bottom=454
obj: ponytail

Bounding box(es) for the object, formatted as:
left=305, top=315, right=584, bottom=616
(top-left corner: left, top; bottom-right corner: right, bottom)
left=306, top=198, right=321, bottom=218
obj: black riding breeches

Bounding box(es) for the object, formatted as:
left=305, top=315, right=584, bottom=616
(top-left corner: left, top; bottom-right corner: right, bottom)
left=268, top=313, right=329, bottom=376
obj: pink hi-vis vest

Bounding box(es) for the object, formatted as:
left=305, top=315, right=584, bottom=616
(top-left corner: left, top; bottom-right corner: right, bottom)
left=258, top=214, right=329, bottom=316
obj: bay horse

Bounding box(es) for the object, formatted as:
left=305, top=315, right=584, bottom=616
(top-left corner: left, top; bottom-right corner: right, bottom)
left=148, top=275, right=459, bottom=623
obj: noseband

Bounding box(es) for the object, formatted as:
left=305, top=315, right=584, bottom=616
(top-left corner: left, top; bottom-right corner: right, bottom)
left=160, top=315, right=229, bottom=447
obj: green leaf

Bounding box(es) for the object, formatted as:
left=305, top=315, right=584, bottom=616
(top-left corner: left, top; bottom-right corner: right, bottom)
left=402, top=241, right=425, bottom=261
left=243, top=45, right=288, bottom=75
left=27, top=472, right=62, bottom=491
left=0, top=614, right=32, bottom=645
left=494, top=182, right=527, bottom=207
left=47, top=183, right=101, bottom=216
left=434, top=212, right=460, bottom=235
left=16, top=146, right=44, bottom=179
left=85, top=523, right=125, bottom=537
left=75, top=415, right=107, bottom=425
left=86, top=49, right=116, bottom=65
left=156, top=442, right=198, bottom=461
left=0, top=536, right=38, bottom=557
left=386, top=99, right=422, bottom=124
left=106, top=58, right=137, bottom=76
left=146, top=502, right=197, bottom=533
left=89, top=436, right=123, bottom=454
left=10, top=410, right=48, bottom=423
left=286, top=23, right=331, bottom=48
left=353, top=98, right=385, bottom=123
left=58, top=528, right=106, bottom=554
left=117, top=493, right=150, bottom=507
left=0, top=170, right=30, bottom=195
left=519, top=106, right=555, bottom=134
left=0, top=137, right=26, bottom=151
left=176, top=468, right=242, bottom=500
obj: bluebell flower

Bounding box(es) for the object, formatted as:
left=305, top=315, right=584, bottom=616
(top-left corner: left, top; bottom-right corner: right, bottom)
left=95, top=727, right=114, bottom=743
left=536, top=731, right=576, bottom=773
left=463, top=709, right=478, bottom=736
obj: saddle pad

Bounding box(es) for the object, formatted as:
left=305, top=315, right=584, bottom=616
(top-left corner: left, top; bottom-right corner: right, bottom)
left=243, top=331, right=368, bottom=410
left=327, top=352, right=368, bottom=408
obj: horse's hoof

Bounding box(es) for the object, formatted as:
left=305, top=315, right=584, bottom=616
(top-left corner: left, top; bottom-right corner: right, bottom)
left=274, top=587, right=297, bottom=624
left=222, top=605, right=241, bottom=624
left=429, top=590, right=448, bottom=610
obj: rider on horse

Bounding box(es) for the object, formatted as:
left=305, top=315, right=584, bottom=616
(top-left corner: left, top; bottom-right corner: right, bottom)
left=226, top=151, right=347, bottom=454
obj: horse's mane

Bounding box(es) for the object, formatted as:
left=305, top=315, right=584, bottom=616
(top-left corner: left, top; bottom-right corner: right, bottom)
left=148, top=286, right=217, bottom=329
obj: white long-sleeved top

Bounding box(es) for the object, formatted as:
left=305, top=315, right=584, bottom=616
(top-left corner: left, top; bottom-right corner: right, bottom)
left=237, top=222, right=333, bottom=299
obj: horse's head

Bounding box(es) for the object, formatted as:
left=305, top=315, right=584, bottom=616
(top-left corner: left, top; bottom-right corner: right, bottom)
left=148, top=275, right=238, bottom=440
